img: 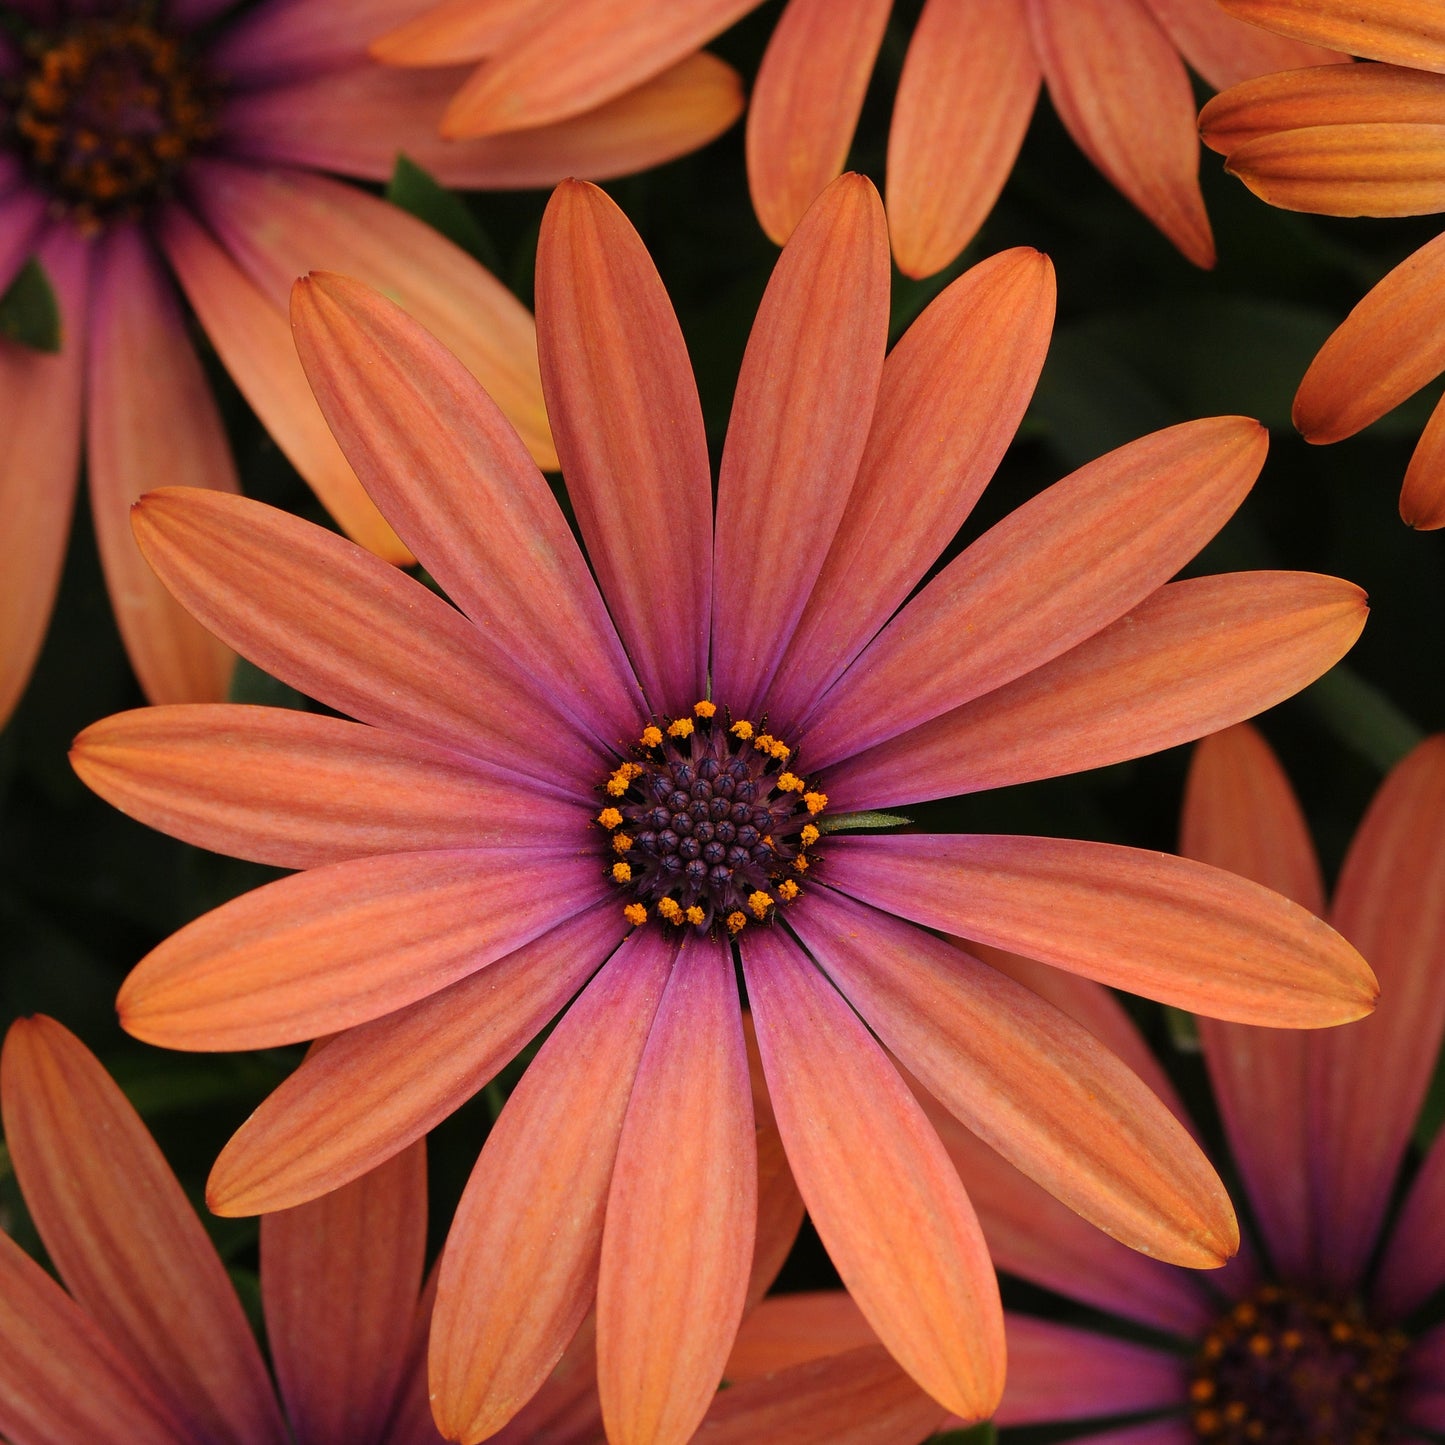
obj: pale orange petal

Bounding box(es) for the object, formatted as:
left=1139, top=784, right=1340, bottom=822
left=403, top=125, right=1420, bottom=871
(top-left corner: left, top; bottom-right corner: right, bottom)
left=886, top=0, right=1040, bottom=278
left=214, top=0, right=447, bottom=79
left=1144, top=0, right=1347, bottom=91
left=1216, top=0, right=1445, bottom=72
left=370, top=0, right=552, bottom=67
left=1402, top=380, right=1445, bottom=527
left=0, top=1017, right=286, bottom=1445
left=745, top=0, right=893, bottom=245
left=726, top=1293, right=877, bottom=1381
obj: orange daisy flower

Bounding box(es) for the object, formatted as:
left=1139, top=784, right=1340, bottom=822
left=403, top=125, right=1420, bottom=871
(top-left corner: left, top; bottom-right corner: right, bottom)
left=74, top=176, right=1375, bottom=1444
left=375, top=0, right=1342, bottom=276
left=1201, top=1, right=1445, bottom=528
left=0, top=1014, right=937, bottom=1445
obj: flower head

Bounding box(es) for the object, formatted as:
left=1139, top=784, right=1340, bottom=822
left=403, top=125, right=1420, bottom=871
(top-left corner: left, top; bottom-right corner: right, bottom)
left=75, top=174, right=1376, bottom=1444
left=954, top=722, right=1445, bottom=1443
left=1201, top=0, right=1445, bottom=528
left=0, top=0, right=742, bottom=727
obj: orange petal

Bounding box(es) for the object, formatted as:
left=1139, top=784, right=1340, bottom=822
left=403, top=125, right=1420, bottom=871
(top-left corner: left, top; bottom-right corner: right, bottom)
left=745, top=1079, right=806, bottom=1309
left=1294, top=231, right=1445, bottom=442
left=1027, top=0, right=1215, bottom=266
left=886, top=0, right=1040, bottom=278
left=769, top=246, right=1055, bottom=723
left=187, top=159, right=555, bottom=468
left=158, top=204, right=408, bottom=562
left=1215, top=0, right=1445, bottom=72
left=292, top=269, right=643, bottom=747
left=1144, top=0, right=1348, bottom=91
left=117, top=848, right=606, bottom=1050
left=208, top=906, right=625, bottom=1215
left=1181, top=723, right=1321, bottom=1280
left=0, top=1224, right=193, bottom=1445
left=369, top=0, right=552, bottom=67
left=792, top=891, right=1238, bottom=1268
left=260, top=1143, right=427, bottom=1442
left=0, top=227, right=85, bottom=729
left=486, top=1312, right=605, bottom=1445
left=229, top=52, right=743, bottom=187
left=711, top=173, right=890, bottom=722
left=213, top=0, right=453, bottom=78
left=432, top=0, right=761, bottom=137
left=741, top=927, right=1005, bottom=1422
left=802, top=417, right=1268, bottom=770
left=1201, top=63, right=1444, bottom=156
left=1309, top=735, right=1445, bottom=1291
left=0, top=1016, right=287, bottom=1445
left=535, top=180, right=713, bottom=715
left=726, top=1292, right=877, bottom=1381
left=597, top=937, right=755, bottom=1445
left=745, top=0, right=892, bottom=245
left=1225, top=121, right=1445, bottom=216
left=1402, top=380, right=1445, bottom=527
left=129, top=488, right=605, bottom=783
left=824, top=571, right=1368, bottom=810
left=824, top=832, right=1377, bottom=1027
left=430, top=934, right=676, bottom=1444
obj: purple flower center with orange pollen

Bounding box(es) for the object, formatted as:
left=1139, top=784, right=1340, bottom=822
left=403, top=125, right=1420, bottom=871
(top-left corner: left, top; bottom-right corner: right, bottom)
left=8, top=12, right=217, bottom=229
left=1190, top=1283, right=1407, bottom=1444
left=597, top=700, right=827, bottom=936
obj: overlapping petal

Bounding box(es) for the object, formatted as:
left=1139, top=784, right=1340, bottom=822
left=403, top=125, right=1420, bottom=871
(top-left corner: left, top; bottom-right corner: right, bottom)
left=1216, top=0, right=1445, bottom=71
left=1144, top=0, right=1346, bottom=90
left=1402, top=373, right=1445, bottom=527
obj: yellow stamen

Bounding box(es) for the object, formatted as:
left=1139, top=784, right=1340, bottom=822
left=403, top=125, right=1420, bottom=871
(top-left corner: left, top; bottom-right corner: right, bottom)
left=685, top=905, right=705, bottom=925
left=794, top=855, right=810, bottom=873
left=640, top=724, right=663, bottom=748
left=804, top=791, right=828, bottom=815
left=612, top=834, right=634, bottom=853
left=612, top=862, right=632, bottom=884
left=777, top=879, right=800, bottom=902
left=657, top=897, right=683, bottom=924
left=753, top=733, right=775, bottom=753
left=667, top=717, right=694, bottom=739
left=748, top=891, right=773, bottom=920
left=725, top=911, right=747, bottom=935
left=607, top=761, right=642, bottom=795
left=800, top=824, right=820, bottom=848
left=623, top=903, right=647, bottom=927
left=776, top=772, right=804, bottom=793
left=730, top=720, right=754, bottom=741
left=693, top=700, right=716, bottom=718
left=598, top=807, right=623, bottom=829
left=767, top=739, right=791, bottom=761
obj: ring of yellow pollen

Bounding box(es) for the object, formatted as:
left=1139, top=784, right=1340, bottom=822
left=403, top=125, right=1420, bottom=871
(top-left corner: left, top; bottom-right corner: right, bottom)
left=596, top=701, right=826, bottom=934
left=1189, top=1283, right=1406, bottom=1443
left=10, top=14, right=217, bottom=229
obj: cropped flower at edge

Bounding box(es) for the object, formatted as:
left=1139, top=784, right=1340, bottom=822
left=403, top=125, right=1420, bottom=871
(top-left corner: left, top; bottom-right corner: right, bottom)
left=0, top=0, right=743, bottom=729
left=949, top=722, right=1445, bottom=1445
left=73, top=174, right=1377, bottom=1445
left=0, top=1014, right=934, bottom=1445
left=375, top=0, right=1345, bottom=276
left=1201, top=0, right=1445, bottom=528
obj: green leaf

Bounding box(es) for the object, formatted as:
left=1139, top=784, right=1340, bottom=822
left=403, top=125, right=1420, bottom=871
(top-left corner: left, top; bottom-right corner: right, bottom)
left=1302, top=663, right=1425, bottom=775
left=931, top=1423, right=996, bottom=1445
left=387, top=154, right=500, bottom=271
left=0, top=257, right=62, bottom=353
left=817, top=810, right=913, bottom=834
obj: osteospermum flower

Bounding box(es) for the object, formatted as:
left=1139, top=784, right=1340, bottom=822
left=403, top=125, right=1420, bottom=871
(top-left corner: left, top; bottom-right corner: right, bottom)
left=374, top=0, right=1342, bottom=275
left=0, top=1015, right=921, bottom=1445
left=1201, top=1, right=1445, bottom=528
left=74, top=174, right=1378, bottom=1444
left=0, top=0, right=742, bottom=727
left=928, top=722, right=1445, bottom=1445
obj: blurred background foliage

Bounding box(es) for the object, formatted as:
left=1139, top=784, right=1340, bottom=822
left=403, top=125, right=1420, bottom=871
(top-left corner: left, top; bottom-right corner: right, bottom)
left=1, top=3, right=1441, bottom=1427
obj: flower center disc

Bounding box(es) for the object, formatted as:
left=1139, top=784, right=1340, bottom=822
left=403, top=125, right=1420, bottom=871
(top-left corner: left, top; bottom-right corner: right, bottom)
left=10, top=15, right=216, bottom=226
left=1190, top=1285, right=1407, bottom=1444
left=597, top=703, right=826, bottom=935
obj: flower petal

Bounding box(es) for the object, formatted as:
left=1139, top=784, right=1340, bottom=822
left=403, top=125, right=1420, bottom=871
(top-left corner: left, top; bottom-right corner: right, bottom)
left=186, top=159, right=554, bottom=468
left=261, top=1143, right=427, bottom=1445
left=997, top=1314, right=1188, bottom=1426
left=885, top=0, right=1041, bottom=278
left=768, top=246, right=1054, bottom=723
left=823, top=572, right=1368, bottom=811
left=430, top=933, right=677, bottom=1445
left=226, top=52, right=743, bottom=187
left=791, top=889, right=1237, bottom=1267
left=1027, top=0, right=1215, bottom=267
left=726, top=1292, right=877, bottom=1381
left=0, top=1016, right=287, bottom=1445
left=215, top=0, right=444, bottom=82
left=745, top=1026, right=807, bottom=1308
left=129, top=488, right=606, bottom=783
left=0, top=185, right=46, bottom=294
left=0, top=226, right=85, bottom=729
left=597, top=936, right=755, bottom=1445
left=1145, top=0, right=1346, bottom=90
left=1295, top=232, right=1445, bottom=443
left=369, top=0, right=559, bottom=67
left=292, top=269, right=643, bottom=747
left=1215, top=0, right=1445, bottom=72
left=745, top=0, right=892, bottom=245
left=1375, top=1105, right=1445, bottom=1319
left=712, top=173, right=891, bottom=724
left=1402, top=383, right=1445, bottom=528
left=1404, top=1322, right=1445, bottom=1431
left=1308, top=734, right=1445, bottom=1291
left=158, top=204, right=407, bottom=560
left=1181, top=723, right=1323, bottom=1280
left=802, top=417, right=1267, bottom=770
left=117, top=848, right=607, bottom=1050
left=535, top=180, right=713, bottom=715
left=741, top=926, right=1005, bottom=1422
left=208, top=905, right=626, bottom=1215
left=824, top=833, right=1377, bottom=1027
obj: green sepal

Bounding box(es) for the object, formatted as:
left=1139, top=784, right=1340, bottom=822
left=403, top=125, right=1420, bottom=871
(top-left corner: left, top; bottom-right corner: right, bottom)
left=817, top=810, right=913, bottom=835
left=0, top=257, right=62, bottom=353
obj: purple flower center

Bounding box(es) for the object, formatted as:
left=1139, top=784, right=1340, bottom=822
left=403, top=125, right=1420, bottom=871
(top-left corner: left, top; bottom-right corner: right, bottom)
left=596, top=703, right=826, bottom=936
left=1190, top=1284, right=1407, bottom=1443
left=8, top=12, right=217, bottom=228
